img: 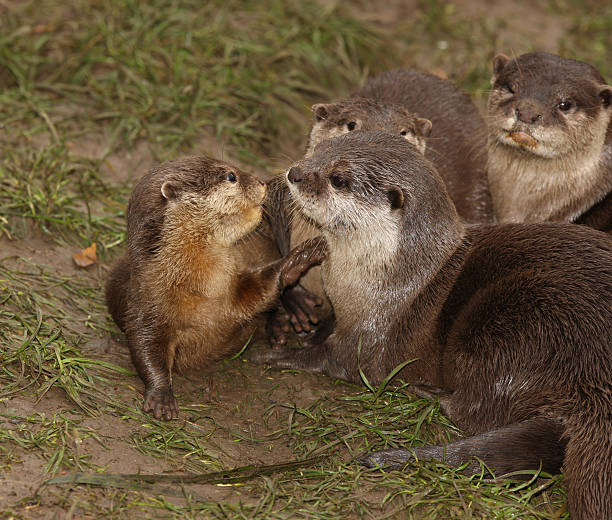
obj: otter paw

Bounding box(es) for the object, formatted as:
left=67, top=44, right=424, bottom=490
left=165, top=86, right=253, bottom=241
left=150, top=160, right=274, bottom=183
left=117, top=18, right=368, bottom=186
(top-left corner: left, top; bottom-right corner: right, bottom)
left=282, top=285, right=323, bottom=334
left=280, top=237, right=328, bottom=288
left=143, top=388, right=178, bottom=421
left=266, top=309, right=292, bottom=348
left=358, top=449, right=415, bottom=471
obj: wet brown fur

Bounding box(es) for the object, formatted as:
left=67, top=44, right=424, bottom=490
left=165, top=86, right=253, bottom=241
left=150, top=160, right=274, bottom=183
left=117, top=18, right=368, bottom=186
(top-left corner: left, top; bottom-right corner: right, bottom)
left=355, top=69, right=492, bottom=223
left=487, top=52, right=612, bottom=231
left=106, top=156, right=284, bottom=420
left=252, top=132, right=612, bottom=520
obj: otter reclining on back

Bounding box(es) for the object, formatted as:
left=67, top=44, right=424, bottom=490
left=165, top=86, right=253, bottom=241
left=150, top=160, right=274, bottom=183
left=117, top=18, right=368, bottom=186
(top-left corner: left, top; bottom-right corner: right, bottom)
left=487, top=52, right=612, bottom=231
left=251, top=131, right=612, bottom=520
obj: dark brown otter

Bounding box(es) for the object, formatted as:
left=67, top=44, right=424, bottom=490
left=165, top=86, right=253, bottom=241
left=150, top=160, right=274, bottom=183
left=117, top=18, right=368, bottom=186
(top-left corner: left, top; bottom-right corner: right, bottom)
left=251, top=131, right=612, bottom=520
left=354, top=69, right=492, bottom=223
left=307, top=97, right=432, bottom=155
left=105, top=155, right=326, bottom=420
left=487, top=52, right=612, bottom=231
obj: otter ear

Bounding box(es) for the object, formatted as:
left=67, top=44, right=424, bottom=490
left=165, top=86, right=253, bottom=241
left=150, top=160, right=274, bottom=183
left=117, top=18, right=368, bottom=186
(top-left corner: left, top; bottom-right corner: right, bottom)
left=599, top=86, right=612, bottom=108
left=387, top=187, right=404, bottom=210
left=492, top=53, right=511, bottom=82
left=414, top=117, right=432, bottom=137
left=161, top=181, right=179, bottom=200
left=312, top=103, right=332, bottom=122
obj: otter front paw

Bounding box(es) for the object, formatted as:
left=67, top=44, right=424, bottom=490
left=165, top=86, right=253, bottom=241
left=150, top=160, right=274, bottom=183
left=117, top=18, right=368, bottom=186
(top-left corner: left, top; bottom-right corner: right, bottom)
left=280, top=237, right=328, bottom=289
left=143, top=387, right=178, bottom=421
left=358, top=448, right=416, bottom=471
left=282, top=284, right=324, bottom=334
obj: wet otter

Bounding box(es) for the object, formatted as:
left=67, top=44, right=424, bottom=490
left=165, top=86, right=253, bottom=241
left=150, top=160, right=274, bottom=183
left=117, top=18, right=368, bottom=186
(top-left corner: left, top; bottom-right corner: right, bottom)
left=105, top=155, right=326, bottom=420
left=352, top=69, right=492, bottom=223
left=487, top=52, right=612, bottom=231
left=251, top=132, right=612, bottom=520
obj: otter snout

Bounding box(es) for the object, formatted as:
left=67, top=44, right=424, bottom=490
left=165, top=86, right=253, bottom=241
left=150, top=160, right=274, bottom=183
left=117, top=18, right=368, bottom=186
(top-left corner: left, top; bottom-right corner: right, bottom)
left=287, top=166, right=303, bottom=184
left=515, top=103, right=543, bottom=125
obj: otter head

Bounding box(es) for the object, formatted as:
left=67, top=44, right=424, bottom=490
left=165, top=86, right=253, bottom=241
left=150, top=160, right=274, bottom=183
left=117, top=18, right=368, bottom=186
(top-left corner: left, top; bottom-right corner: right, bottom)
left=287, top=131, right=460, bottom=269
left=160, top=156, right=266, bottom=245
left=488, top=52, right=612, bottom=160
left=307, top=98, right=432, bottom=157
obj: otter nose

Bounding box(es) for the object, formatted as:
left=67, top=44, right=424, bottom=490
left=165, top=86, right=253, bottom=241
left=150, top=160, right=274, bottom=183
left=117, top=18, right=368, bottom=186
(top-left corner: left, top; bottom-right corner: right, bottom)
left=287, top=166, right=302, bottom=184
left=515, top=107, right=542, bottom=124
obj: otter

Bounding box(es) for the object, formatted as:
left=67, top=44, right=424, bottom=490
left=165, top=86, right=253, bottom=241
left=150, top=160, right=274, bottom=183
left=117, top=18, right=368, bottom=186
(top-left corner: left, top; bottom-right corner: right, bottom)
left=307, top=97, right=432, bottom=156
left=487, top=52, right=612, bottom=231
left=269, top=69, right=493, bottom=344
left=267, top=98, right=434, bottom=344
left=105, top=155, right=326, bottom=420
left=251, top=132, right=612, bottom=520
left=351, top=69, right=492, bottom=223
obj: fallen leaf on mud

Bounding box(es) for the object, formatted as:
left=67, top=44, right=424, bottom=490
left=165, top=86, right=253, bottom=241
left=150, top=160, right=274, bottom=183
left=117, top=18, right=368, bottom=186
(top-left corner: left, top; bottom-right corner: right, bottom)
left=73, top=243, right=97, bottom=267
left=429, top=67, right=448, bottom=79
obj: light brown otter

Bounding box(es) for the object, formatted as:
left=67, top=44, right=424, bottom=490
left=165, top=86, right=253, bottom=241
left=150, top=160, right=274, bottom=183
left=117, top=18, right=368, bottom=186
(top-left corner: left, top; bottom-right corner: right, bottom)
left=105, top=155, right=326, bottom=420
left=487, top=52, right=612, bottom=231
left=251, top=131, right=612, bottom=520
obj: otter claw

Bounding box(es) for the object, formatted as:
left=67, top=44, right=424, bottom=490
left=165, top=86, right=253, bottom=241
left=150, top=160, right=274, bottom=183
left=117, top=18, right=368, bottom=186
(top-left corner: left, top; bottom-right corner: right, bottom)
left=143, top=388, right=178, bottom=421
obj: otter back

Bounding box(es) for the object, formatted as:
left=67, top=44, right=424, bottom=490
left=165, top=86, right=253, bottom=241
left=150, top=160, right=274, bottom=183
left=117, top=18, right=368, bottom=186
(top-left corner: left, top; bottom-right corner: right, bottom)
left=356, top=69, right=492, bottom=223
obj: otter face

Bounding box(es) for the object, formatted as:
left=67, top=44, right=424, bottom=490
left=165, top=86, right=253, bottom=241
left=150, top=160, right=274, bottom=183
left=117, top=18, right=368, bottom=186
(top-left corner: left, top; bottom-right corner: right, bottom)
left=307, top=98, right=432, bottom=156
left=161, top=158, right=266, bottom=245
left=488, top=52, right=612, bottom=159
left=287, top=138, right=407, bottom=238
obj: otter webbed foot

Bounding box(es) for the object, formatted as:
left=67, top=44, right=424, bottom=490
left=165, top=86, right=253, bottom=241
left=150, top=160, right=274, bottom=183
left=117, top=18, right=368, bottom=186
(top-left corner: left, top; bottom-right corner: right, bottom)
left=143, top=387, right=178, bottom=421
left=247, top=345, right=306, bottom=368
left=266, top=309, right=292, bottom=348
left=281, top=284, right=324, bottom=334
left=247, top=342, right=349, bottom=381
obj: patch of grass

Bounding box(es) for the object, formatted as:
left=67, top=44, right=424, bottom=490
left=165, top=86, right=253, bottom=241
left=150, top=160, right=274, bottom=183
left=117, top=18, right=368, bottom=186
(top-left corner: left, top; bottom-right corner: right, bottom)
left=557, top=1, right=612, bottom=79
left=129, top=406, right=223, bottom=473
left=0, top=143, right=129, bottom=248
left=0, top=260, right=130, bottom=414
left=0, top=411, right=106, bottom=475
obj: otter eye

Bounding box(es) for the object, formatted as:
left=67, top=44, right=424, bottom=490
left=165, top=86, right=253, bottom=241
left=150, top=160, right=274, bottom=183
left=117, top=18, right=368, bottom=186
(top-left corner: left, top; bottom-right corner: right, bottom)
left=400, top=130, right=408, bottom=136
left=347, top=121, right=357, bottom=131
left=226, top=172, right=237, bottom=183
left=557, top=100, right=573, bottom=112
left=331, top=175, right=347, bottom=189
left=502, top=83, right=515, bottom=94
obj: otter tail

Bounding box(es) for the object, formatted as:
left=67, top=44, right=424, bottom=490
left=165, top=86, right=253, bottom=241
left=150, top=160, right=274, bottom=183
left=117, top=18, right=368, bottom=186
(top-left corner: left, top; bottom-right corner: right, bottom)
left=105, top=254, right=131, bottom=332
